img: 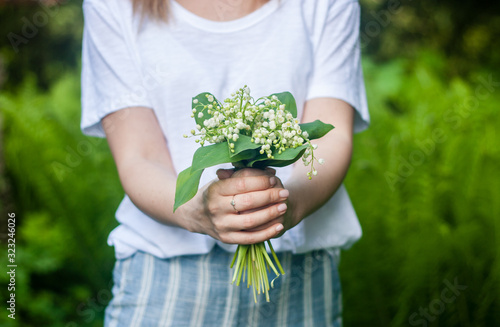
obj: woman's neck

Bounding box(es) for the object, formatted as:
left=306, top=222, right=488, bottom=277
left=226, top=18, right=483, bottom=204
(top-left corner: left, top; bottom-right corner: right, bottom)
left=174, top=0, right=270, bottom=22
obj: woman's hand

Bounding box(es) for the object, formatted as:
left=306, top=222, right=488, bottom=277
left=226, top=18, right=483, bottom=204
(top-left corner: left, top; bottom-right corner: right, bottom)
left=217, top=168, right=297, bottom=238
left=184, top=168, right=289, bottom=245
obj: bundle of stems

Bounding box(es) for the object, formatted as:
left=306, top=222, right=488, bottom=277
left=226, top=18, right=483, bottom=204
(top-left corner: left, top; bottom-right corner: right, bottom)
left=230, top=240, right=285, bottom=302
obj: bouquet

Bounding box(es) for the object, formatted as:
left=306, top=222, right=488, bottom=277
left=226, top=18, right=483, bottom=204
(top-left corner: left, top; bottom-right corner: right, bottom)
left=174, top=86, right=333, bottom=302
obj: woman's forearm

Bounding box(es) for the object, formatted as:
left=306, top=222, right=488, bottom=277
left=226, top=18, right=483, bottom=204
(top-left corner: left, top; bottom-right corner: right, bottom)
left=284, top=97, right=355, bottom=226
left=103, top=107, right=203, bottom=231
left=286, top=132, right=352, bottom=225
left=118, top=156, right=198, bottom=230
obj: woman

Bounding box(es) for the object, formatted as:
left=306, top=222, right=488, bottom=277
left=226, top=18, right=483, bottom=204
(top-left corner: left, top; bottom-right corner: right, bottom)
left=81, top=0, right=369, bottom=325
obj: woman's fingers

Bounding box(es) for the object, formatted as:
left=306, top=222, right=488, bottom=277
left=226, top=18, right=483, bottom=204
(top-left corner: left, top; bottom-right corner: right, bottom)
left=219, top=222, right=284, bottom=245
left=232, top=167, right=276, bottom=178
left=216, top=168, right=235, bottom=180
left=206, top=168, right=288, bottom=244
left=220, top=202, right=287, bottom=232
left=214, top=174, right=277, bottom=196
left=216, top=167, right=276, bottom=181
left=231, top=188, right=289, bottom=213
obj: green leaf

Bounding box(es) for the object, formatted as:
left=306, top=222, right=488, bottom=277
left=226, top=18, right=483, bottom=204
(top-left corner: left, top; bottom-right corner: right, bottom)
left=191, top=142, right=231, bottom=172
left=232, top=149, right=261, bottom=165
left=299, top=120, right=334, bottom=140
left=252, top=156, right=300, bottom=169
left=247, top=154, right=269, bottom=168
left=272, top=144, right=309, bottom=161
left=268, top=148, right=308, bottom=167
left=192, top=141, right=262, bottom=172
left=231, top=134, right=261, bottom=158
left=173, top=166, right=204, bottom=212
left=192, top=92, right=219, bottom=126
left=272, top=91, right=297, bottom=118
left=248, top=144, right=308, bottom=168
left=253, top=145, right=308, bottom=168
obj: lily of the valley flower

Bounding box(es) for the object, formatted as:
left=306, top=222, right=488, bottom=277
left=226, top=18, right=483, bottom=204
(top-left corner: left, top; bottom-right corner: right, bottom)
left=186, top=86, right=324, bottom=178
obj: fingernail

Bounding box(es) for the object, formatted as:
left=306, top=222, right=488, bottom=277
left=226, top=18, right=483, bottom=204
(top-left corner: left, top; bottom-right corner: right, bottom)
left=266, top=167, right=276, bottom=175
left=279, top=189, right=289, bottom=198
left=270, top=176, right=276, bottom=186
left=275, top=224, right=284, bottom=232
left=278, top=203, right=287, bottom=212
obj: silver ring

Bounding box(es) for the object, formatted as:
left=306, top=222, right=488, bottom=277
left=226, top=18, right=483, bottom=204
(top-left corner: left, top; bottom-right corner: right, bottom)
left=230, top=195, right=239, bottom=214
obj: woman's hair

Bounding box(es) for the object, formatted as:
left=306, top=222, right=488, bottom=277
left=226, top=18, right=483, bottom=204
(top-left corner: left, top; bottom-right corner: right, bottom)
left=132, top=0, right=170, bottom=21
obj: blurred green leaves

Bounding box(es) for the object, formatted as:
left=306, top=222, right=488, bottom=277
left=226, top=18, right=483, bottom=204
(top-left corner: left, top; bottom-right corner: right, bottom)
left=341, top=53, right=500, bottom=327
left=1, top=75, right=121, bottom=326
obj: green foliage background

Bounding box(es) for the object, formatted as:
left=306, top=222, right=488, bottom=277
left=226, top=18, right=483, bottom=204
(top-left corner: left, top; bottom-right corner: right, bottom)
left=0, top=0, right=499, bottom=326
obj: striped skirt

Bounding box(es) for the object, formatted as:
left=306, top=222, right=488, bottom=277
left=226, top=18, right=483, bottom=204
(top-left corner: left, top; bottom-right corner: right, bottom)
left=104, top=245, right=342, bottom=327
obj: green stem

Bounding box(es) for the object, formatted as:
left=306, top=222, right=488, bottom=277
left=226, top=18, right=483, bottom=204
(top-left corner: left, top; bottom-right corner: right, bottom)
left=230, top=244, right=239, bottom=268
left=232, top=245, right=248, bottom=284
left=236, top=246, right=248, bottom=286
left=267, top=240, right=285, bottom=275
left=247, top=250, right=252, bottom=288
left=259, top=242, right=279, bottom=276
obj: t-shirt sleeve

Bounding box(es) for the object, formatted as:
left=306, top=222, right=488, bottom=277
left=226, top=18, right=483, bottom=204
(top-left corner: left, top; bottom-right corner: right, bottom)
left=306, top=0, right=370, bottom=133
left=80, top=1, right=152, bottom=137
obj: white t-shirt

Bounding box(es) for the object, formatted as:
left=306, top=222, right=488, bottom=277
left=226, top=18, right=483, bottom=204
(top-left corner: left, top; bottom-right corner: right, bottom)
left=81, top=0, right=370, bottom=259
